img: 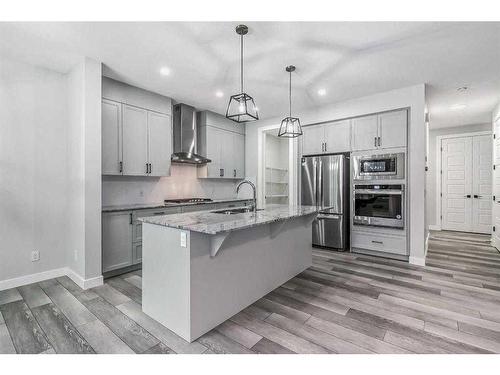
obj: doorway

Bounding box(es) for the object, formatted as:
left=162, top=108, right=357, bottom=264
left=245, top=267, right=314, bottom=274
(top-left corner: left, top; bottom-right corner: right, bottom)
left=440, top=133, right=492, bottom=234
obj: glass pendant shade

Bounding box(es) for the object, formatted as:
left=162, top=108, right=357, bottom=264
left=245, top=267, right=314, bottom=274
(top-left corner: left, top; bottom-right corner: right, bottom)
left=278, top=65, right=303, bottom=138
left=226, top=92, right=259, bottom=122
left=278, top=116, right=302, bottom=138
left=226, top=25, right=259, bottom=123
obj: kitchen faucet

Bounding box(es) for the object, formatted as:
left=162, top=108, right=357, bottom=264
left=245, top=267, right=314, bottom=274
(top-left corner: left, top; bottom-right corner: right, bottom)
left=236, top=180, right=257, bottom=212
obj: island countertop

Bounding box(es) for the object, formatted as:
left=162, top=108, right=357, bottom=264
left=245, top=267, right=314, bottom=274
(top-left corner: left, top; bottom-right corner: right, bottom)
left=139, top=204, right=318, bottom=235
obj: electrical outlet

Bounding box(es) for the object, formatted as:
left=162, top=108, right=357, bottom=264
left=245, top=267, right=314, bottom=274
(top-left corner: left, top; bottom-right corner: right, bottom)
left=180, top=232, right=187, bottom=248
left=31, top=250, right=40, bottom=262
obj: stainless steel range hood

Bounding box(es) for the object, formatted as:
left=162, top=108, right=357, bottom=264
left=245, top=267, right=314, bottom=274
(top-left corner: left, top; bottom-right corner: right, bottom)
left=171, top=103, right=211, bottom=165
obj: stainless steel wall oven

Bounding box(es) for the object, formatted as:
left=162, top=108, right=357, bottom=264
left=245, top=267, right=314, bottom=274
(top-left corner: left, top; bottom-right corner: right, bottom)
left=353, top=184, right=404, bottom=229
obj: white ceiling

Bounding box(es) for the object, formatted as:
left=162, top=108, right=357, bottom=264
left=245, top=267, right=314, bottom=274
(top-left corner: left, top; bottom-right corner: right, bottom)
left=0, top=22, right=499, bottom=128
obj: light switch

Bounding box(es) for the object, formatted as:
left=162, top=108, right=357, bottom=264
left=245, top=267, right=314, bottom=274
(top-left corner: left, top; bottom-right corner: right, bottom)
left=180, top=232, right=187, bottom=247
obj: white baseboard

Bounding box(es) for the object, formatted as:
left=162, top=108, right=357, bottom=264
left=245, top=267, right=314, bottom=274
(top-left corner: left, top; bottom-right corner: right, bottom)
left=424, top=231, right=430, bottom=257
left=0, top=267, right=103, bottom=292
left=409, top=256, right=426, bottom=266
left=0, top=268, right=67, bottom=291
left=428, top=225, right=441, bottom=231
left=66, top=268, right=103, bottom=290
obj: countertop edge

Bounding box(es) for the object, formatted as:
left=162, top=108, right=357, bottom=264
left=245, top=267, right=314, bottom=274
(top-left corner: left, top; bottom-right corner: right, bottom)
left=140, top=207, right=318, bottom=235
left=102, top=198, right=252, bottom=213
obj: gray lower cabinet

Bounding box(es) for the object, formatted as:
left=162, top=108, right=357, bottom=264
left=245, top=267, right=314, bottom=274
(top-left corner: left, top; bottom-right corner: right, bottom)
left=102, top=200, right=253, bottom=275
left=102, top=211, right=133, bottom=273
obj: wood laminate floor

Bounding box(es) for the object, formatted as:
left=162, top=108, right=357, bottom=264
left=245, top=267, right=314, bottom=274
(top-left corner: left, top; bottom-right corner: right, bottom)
left=2, top=230, right=500, bottom=354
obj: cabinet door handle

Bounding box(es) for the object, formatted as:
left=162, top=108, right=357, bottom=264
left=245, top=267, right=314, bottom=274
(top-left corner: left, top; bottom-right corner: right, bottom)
left=146, top=163, right=149, bottom=174
left=372, top=240, right=383, bottom=244
left=149, top=163, right=152, bottom=174
left=378, top=136, right=381, bottom=147
left=220, top=168, right=224, bottom=177
left=119, top=161, right=123, bottom=173
left=465, top=194, right=471, bottom=198
left=474, top=195, right=482, bottom=198
left=234, top=169, right=236, bottom=177
left=129, top=213, right=133, bottom=225
left=374, top=137, right=377, bottom=147
left=324, top=142, right=327, bottom=152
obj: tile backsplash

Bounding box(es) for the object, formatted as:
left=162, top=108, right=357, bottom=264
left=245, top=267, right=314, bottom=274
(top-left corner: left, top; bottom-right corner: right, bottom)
left=102, top=164, right=240, bottom=206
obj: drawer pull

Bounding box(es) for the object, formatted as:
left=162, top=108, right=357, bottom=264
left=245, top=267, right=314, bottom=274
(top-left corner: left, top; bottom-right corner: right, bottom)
left=371, top=240, right=383, bottom=244
left=153, top=212, right=165, bottom=215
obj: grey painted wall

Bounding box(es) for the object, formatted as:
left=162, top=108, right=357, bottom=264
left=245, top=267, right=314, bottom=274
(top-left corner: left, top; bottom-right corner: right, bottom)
left=426, top=123, right=491, bottom=228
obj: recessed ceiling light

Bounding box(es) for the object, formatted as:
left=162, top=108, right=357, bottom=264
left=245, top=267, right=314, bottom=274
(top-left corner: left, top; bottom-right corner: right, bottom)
left=160, top=67, right=171, bottom=76
left=318, top=88, right=327, bottom=96
left=450, top=103, right=467, bottom=110
left=215, top=91, right=224, bottom=98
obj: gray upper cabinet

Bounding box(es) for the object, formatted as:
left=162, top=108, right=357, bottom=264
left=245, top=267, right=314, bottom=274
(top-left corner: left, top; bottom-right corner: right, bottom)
left=147, top=111, right=172, bottom=176
left=302, top=120, right=351, bottom=155
left=122, top=104, right=149, bottom=175
left=102, top=99, right=122, bottom=175
left=102, top=77, right=172, bottom=177
left=197, top=110, right=245, bottom=179
left=351, top=110, right=407, bottom=151
left=378, top=110, right=407, bottom=149
left=351, top=115, right=379, bottom=151
left=302, top=124, right=324, bottom=155
left=324, top=120, right=351, bottom=153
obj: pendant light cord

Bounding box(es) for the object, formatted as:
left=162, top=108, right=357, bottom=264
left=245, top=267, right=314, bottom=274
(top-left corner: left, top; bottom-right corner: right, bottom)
left=240, top=33, right=244, bottom=93
left=289, top=70, right=292, bottom=118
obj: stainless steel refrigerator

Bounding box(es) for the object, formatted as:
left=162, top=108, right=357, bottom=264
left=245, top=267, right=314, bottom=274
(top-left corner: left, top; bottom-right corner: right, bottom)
left=301, top=153, right=350, bottom=251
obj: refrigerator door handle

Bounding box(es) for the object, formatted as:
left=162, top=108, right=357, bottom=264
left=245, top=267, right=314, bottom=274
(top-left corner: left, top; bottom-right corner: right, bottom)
left=317, top=158, right=323, bottom=208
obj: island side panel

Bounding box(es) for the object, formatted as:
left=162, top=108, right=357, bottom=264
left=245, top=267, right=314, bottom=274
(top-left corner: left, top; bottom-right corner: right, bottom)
left=142, top=223, right=191, bottom=340
left=189, top=214, right=314, bottom=341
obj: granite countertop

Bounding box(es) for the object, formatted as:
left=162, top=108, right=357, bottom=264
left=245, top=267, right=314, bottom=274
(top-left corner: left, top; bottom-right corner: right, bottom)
left=102, top=198, right=251, bottom=213
left=139, top=204, right=318, bottom=235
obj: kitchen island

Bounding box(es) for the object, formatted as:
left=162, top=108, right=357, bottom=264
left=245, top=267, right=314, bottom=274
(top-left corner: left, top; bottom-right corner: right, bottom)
left=140, top=204, right=317, bottom=342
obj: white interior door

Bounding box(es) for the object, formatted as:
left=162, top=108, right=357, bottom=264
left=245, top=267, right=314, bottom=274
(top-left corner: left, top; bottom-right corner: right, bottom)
left=472, top=135, right=492, bottom=233
left=441, top=137, right=473, bottom=232
left=493, top=118, right=500, bottom=247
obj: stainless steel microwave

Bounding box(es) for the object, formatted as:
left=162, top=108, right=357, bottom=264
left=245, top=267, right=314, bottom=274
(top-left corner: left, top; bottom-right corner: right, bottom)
left=352, top=152, right=405, bottom=181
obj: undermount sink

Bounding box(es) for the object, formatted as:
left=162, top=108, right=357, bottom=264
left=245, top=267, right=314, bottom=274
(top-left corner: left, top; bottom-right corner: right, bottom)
left=213, top=207, right=263, bottom=215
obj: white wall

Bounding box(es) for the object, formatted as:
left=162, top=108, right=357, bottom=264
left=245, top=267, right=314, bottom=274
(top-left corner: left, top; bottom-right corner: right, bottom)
left=426, top=123, right=491, bottom=229
left=0, top=57, right=69, bottom=283
left=102, top=164, right=239, bottom=206
left=0, top=56, right=102, bottom=290
left=246, top=84, right=427, bottom=265
left=66, top=58, right=102, bottom=283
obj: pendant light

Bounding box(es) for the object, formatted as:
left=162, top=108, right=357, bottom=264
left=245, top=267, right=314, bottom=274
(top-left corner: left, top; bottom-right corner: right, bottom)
left=226, top=24, right=259, bottom=123
left=278, top=65, right=302, bottom=138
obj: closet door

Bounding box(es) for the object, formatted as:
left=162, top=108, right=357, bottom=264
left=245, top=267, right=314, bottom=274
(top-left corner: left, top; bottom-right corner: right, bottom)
left=472, top=135, right=492, bottom=234
left=441, top=137, right=473, bottom=232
